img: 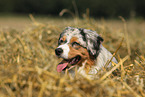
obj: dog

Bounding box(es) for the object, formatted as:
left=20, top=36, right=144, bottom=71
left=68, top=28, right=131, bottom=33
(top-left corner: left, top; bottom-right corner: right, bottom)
left=55, top=27, right=118, bottom=79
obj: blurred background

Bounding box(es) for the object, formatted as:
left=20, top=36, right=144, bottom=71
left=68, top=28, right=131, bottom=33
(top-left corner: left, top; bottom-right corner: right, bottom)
left=0, top=0, right=145, bottom=18
left=0, top=0, right=145, bottom=31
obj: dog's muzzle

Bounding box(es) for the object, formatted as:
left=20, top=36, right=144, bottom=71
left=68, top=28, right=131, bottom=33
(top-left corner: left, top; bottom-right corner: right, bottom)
left=55, top=48, right=63, bottom=56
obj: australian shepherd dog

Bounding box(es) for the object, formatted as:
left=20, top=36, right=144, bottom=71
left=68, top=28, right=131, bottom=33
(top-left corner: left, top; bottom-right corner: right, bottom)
left=55, top=27, right=118, bottom=79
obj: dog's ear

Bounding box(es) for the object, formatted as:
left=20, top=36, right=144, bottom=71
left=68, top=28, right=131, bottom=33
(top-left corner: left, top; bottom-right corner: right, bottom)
left=97, top=36, right=104, bottom=43
left=87, top=35, right=104, bottom=60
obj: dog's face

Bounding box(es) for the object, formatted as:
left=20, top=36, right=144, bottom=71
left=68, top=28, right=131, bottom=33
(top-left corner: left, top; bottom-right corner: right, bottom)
left=55, top=27, right=103, bottom=72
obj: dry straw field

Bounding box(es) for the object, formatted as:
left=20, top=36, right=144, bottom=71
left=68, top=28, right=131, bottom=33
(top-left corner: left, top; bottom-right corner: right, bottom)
left=0, top=15, right=145, bottom=97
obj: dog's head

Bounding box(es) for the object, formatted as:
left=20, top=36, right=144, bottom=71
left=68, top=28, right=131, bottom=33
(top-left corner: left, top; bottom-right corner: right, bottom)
left=55, top=27, right=103, bottom=72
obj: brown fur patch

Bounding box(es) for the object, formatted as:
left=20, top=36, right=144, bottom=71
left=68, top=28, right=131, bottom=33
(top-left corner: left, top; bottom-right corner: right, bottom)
left=84, top=59, right=94, bottom=74
left=60, top=35, right=66, bottom=42
left=70, top=37, right=79, bottom=43
left=68, top=37, right=95, bottom=73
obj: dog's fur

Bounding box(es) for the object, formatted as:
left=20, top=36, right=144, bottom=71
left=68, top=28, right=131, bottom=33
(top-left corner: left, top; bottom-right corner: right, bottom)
left=55, top=27, right=117, bottom=79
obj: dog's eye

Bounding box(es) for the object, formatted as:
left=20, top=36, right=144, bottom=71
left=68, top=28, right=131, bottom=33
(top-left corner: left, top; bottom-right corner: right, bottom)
left=59, top=39, right=63, bottom=44
left=72, top=42, right=80, bottom=46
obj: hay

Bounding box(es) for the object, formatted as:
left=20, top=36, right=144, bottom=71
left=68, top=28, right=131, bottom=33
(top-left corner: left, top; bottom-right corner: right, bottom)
left=0, top=17, right=145, bottom=97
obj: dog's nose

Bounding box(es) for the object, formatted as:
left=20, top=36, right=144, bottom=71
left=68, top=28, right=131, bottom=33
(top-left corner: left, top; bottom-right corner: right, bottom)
left=55, top=48, right=63, bottom=56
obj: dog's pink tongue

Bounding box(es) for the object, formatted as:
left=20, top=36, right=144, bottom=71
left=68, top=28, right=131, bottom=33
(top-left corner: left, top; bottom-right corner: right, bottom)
left=57, top=63, right=68, bottom=72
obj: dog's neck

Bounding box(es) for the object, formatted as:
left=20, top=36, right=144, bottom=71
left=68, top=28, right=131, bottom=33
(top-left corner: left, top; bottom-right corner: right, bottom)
left=77, top=45, right=118, bottom=80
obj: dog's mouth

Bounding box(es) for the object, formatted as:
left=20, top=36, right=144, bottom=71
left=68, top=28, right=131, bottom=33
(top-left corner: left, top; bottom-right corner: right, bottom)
left=57, top=55, right=81, bottom=72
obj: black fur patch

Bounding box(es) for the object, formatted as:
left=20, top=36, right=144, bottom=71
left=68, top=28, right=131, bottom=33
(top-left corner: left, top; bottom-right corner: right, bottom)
left=58, top=32, right=65, bottom=45
left=79, top=28, right=86, bottom=42
left=89, top=36, right=104, bottom=60
left=97, top=36, right=104, bottom=42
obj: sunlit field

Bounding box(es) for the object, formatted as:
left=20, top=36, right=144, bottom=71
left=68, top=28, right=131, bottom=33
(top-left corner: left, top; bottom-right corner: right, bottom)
left=0, top=15, right=145, bottom=97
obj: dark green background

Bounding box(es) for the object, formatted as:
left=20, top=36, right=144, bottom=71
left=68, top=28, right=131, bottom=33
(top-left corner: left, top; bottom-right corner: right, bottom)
left=0, top=0, right=145, bottom=18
